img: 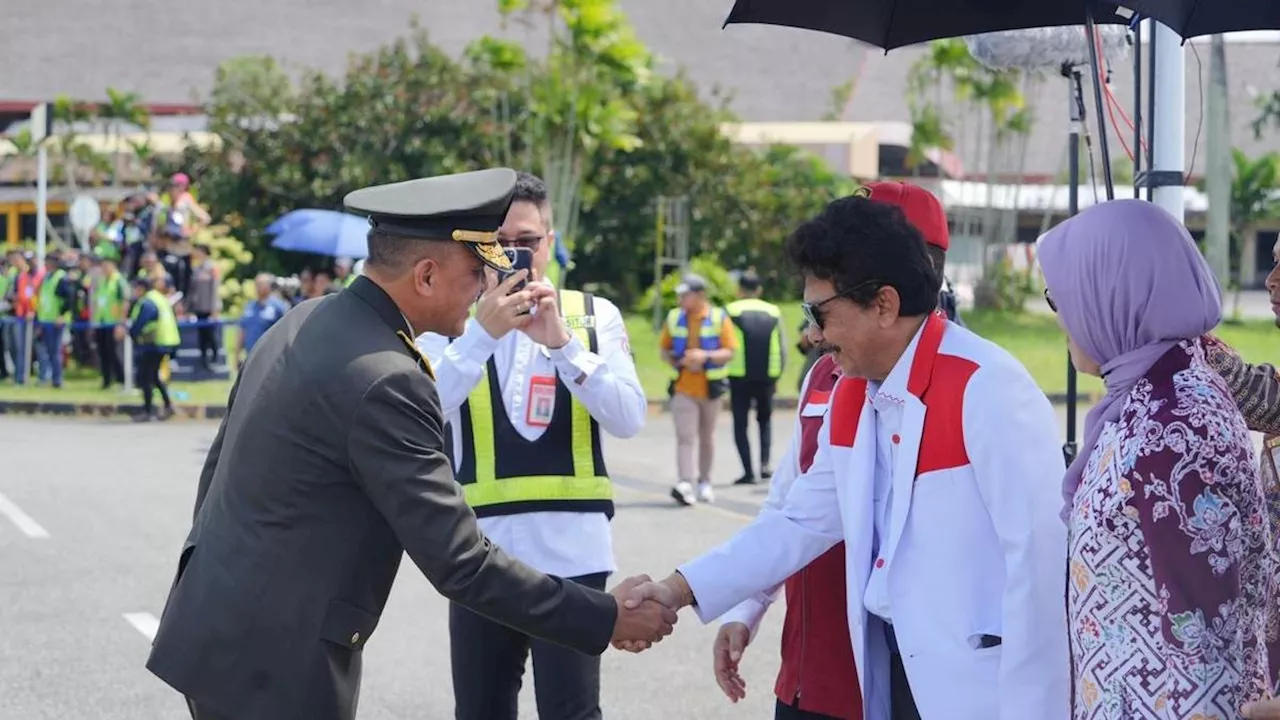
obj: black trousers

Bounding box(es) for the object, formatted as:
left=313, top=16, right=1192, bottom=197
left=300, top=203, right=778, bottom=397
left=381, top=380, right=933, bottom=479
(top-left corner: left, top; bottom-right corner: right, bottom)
left=889, top=651, right=921, bottom=720
left=450, top=571, right=609, bottom=720
left=137, top=350, right=172, bottom=413
left=95, top=327, right=123, bottom=386
left=195, top=313, right=218, bottom=367
left=774, top=698, right=844, bottom=719
left=730, top=378, right=776, bottom=477
left=0, top=322, right=6, bottom=379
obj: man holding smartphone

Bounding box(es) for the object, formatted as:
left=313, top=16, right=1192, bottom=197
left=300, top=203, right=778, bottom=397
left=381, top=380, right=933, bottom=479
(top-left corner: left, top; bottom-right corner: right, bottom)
left=417, top=171, right=647, bottom=720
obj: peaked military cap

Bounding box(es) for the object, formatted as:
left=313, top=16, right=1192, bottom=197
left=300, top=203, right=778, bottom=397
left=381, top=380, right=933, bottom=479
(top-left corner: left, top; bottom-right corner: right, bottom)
left=343, top=168, right=516, bottom=272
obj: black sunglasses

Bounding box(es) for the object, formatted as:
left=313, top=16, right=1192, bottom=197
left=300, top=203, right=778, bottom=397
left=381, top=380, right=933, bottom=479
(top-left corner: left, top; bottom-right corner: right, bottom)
left=1044, top=287, right=1057, bottom=313
left=801, top=279, right=883, bottom=331
left=498, top=234, right=546, bottom=251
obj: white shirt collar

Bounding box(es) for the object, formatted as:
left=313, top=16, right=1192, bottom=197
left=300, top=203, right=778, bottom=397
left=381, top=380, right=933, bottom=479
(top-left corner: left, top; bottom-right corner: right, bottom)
left=868, top=317, right=929, bottom=409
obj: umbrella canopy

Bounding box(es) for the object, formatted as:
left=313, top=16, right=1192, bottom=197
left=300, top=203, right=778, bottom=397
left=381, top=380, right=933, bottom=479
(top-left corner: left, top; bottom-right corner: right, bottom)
left=723, top=0, right=1279, bottom=49
left=268, top=209, right=370, bottom=259
left=722, top=0, right=1138, bottom=50
left=1124, top=0, right=1280, bottom=37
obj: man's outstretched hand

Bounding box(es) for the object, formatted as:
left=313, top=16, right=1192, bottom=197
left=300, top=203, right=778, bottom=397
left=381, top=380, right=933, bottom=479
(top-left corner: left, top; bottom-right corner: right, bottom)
left=608, top=575, right=678, bottom=650
left=611, top=572, right=696, bottom=653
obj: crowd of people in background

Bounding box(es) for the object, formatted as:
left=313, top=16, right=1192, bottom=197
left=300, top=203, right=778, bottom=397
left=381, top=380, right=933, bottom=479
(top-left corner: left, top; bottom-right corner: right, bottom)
left=0, top=172, right=359, bottom=420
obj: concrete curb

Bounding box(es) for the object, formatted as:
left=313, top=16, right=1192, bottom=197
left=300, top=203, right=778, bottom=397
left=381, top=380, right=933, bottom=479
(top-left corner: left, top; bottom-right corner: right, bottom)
left=1, top=392, right=1099, bottom=420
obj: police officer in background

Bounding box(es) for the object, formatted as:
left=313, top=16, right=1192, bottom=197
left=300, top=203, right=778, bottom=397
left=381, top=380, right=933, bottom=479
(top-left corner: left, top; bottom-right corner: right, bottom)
left=417, top=171, right=647, bottom=720
left=725, top=270, right=784, bottom=485
left=146, top=169, right=674, bottom=720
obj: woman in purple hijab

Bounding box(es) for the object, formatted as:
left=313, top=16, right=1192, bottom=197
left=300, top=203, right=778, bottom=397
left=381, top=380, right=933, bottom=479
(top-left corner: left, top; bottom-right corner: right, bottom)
left=1038, top=199, right=1275, bottom=718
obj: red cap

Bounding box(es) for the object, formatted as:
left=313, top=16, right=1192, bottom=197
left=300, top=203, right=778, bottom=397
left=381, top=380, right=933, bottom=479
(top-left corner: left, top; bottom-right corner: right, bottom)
left=858, top=181, right=949, bottom=252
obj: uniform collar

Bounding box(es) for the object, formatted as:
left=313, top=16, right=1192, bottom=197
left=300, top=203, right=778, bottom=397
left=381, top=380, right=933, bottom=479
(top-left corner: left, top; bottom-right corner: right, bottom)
left=347, top=275, right=412, bottom=336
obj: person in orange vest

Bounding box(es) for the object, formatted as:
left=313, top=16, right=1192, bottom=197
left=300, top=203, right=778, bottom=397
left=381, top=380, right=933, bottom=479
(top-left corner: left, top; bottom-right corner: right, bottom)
left=10, top=252, right=41, bottom=384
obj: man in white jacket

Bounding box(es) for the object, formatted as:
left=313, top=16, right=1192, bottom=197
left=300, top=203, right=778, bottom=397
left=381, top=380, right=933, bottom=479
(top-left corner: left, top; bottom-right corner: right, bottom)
left=622, top=193, right=1070, bottom=720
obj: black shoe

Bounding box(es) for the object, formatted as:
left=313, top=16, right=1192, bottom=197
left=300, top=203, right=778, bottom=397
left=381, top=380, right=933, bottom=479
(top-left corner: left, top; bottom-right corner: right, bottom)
left=733, top=474, right=758, bottom=486
left=761, top=466, right=774, bottom=479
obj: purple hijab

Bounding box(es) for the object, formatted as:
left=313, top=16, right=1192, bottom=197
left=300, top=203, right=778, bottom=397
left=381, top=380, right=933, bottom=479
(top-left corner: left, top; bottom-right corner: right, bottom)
left=1037, top=199, right=1222, bottom=519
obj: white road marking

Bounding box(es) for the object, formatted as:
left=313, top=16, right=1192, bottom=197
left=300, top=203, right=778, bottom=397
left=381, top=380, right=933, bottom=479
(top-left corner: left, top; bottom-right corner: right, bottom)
left=123, top=612, right=160, bottom=641
left=0, top=490, right=50, bottom=538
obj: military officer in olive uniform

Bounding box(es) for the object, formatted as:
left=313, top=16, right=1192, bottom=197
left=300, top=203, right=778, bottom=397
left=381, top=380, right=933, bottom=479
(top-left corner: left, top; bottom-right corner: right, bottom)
left=145, top=168, right=677, bottom=720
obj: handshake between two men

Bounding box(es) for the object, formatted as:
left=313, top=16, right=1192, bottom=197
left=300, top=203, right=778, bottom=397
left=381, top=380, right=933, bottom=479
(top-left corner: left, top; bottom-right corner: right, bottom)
left=608, top=572, right=694, bottom=650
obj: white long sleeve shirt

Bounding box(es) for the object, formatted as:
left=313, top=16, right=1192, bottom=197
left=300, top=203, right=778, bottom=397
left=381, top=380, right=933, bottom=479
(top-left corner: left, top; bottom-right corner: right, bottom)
left=416, top=285, right=647, bottom=578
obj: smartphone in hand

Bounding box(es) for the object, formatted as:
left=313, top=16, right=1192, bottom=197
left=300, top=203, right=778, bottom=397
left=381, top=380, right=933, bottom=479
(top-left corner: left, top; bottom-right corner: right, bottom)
left=504, top=247, right=534, bottom=293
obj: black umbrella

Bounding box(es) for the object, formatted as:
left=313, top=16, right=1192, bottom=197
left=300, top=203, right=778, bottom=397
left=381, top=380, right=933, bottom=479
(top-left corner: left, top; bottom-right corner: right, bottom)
left=722, top=0, right=1280, bottom=48
left=1123, top=0, right=1280, bottom=38
left=721, top=0, right=1136, bottom=51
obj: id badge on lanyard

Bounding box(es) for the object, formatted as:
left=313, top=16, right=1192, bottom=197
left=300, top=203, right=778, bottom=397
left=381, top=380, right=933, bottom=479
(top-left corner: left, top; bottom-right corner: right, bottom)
left=526, top=375, right=556, bottom=428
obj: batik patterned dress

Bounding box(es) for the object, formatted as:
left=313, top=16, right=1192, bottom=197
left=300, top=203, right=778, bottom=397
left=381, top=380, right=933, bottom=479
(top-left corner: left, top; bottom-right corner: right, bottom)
left=1069, top=338, right=1275, bottom=719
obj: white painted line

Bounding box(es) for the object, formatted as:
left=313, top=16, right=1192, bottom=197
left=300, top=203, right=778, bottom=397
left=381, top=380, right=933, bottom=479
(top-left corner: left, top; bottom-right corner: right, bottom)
left=0, top=490, right=49, bottom=538
left=123, top=612, right=160, bottom=641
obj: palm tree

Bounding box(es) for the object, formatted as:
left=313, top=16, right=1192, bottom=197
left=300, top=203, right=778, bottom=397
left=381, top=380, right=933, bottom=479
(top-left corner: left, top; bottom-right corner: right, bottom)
left=1227, top=148, right=1280, bottom=318
left=97, top=87, right=151, bottom=185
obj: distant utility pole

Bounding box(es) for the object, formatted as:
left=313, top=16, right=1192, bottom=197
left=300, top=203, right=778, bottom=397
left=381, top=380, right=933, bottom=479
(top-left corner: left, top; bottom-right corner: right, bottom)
left=1205, top=34, right=1231, bottom=288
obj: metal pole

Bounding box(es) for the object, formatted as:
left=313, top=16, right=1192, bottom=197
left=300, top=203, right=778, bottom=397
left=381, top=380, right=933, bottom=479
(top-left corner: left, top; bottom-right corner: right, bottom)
left=1063, top=68, right=1084, bottom=466
left=1132, top=21, right=1143, bottom=199
left=1083, top=10, right=1116, bottom=200
left=123, top=333, right=134, bottom=393
left=1151, top=20, right=1186, bottom=221
left=1145, top=19, right=1158, bottom=203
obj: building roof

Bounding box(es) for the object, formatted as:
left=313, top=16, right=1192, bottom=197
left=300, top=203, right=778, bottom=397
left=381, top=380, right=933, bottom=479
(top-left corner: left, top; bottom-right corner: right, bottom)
left=4, top=1, right=1279, bottom=179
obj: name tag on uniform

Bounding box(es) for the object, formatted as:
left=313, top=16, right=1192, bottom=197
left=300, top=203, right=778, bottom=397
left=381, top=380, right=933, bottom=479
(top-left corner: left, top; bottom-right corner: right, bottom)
left=563, top=315, right=595, bottom=330
left=526, top=375, right=557, bottom=428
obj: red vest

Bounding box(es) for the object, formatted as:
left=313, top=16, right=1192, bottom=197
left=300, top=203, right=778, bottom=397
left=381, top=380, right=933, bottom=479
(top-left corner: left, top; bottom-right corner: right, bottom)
left=774, top=353, right=862, bottom=719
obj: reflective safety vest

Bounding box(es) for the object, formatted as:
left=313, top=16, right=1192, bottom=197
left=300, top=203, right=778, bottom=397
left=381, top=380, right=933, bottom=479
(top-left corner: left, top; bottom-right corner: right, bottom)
left=725, top=297, right=783, bottom=381
left=665, top=306, right=729, bottom=381
left=93, top=272, right=129, bottom=324
left=36, top=268, right=69, bottom=323
left=130, top=289, right=181, bottom=347
left=448, top=289, right=613, bottom=518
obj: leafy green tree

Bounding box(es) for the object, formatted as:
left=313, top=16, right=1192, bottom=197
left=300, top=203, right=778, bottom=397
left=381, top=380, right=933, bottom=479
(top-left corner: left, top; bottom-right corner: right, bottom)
left=177, top=2, right=857, bottom=305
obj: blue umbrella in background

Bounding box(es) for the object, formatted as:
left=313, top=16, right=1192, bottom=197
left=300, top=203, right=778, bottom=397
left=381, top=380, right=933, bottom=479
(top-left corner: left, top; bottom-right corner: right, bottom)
left=268, top=209, right=370, bottom=259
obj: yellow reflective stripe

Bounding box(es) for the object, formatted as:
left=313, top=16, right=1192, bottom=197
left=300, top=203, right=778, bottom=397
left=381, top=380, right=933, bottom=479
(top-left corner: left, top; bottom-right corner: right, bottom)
left=463, top=474, right=612, bottom=506
left=469, top=365, right=497, bottom=483
left=560, top=290, right=596, bottom=480
left=726, top=323, right=746, bottom=376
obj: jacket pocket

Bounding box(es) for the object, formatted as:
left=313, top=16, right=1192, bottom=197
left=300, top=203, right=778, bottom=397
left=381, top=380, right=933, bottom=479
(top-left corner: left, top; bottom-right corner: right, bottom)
left=319, top=600, right=378, bottom=652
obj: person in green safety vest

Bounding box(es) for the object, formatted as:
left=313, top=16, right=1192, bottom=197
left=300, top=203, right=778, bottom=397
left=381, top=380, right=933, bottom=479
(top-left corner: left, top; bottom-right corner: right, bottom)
left=724, top=270, right=785, bottom=486
left=334, top=256, right=357, bottom=289
left=128, top=275, right=181, bottom=421
left=415, top=171, right=647, bottom=719
left=34, top=252, right=74, bottom=388
left=91, top=253, right=130, bottom=388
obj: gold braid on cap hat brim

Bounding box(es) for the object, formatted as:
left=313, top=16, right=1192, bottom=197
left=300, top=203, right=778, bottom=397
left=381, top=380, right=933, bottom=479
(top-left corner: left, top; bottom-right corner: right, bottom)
left=452, top=229, right=512, bottom=270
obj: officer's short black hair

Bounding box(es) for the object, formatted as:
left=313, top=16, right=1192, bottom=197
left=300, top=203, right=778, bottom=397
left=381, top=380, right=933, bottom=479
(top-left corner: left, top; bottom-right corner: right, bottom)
left=785, top=196, right=941, bottom=317
left=738, top=271, right=761, bottom=293
left=513, top=172, right=552, bottom=229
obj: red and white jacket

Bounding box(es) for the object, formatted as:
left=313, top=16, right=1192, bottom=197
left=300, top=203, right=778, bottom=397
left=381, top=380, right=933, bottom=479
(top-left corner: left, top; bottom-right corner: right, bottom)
left=720, top=352, right=860, bottom=718
left=686, top=313, right=1070, bottom=720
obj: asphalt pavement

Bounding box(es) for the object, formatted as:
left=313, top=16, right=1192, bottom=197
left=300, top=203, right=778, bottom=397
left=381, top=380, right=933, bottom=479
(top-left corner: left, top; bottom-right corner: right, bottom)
left=0, top=400, right=1225, bottom=720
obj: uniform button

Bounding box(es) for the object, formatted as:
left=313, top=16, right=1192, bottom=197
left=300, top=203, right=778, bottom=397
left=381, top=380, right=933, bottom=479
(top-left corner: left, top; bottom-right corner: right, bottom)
left=875, top=558, right=885, bottom=569
left=350, top=632, right=361, bottom=646
left=891, top=434, right=901, bottom=444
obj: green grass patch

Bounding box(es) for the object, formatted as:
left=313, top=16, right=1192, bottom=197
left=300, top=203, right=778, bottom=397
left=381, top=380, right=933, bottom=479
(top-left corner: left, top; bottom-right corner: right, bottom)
left=3, top=306, right=1274, bottom=406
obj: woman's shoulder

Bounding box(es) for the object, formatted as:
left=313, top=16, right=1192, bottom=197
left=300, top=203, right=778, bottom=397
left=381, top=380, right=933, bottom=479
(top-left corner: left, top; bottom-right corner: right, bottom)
left=1121, top=338, right=1249, bottom=446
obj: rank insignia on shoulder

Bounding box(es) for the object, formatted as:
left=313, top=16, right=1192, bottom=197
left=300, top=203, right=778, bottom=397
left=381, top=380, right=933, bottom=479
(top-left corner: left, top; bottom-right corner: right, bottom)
left=396, top=330, right=436, bottom=381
